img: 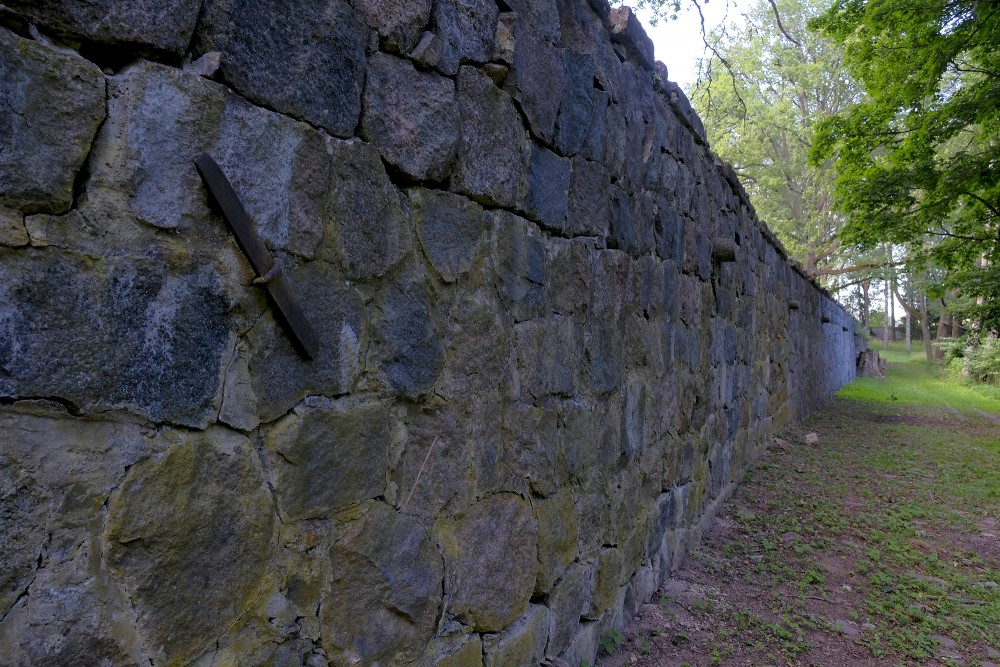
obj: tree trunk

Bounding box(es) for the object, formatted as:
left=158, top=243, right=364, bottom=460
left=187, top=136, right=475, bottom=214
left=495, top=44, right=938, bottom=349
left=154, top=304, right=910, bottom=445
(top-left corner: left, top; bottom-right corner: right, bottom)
left=861, top=279, right=870, bottom=327
left=935, top=308, right=951, bottom=360
left=952, top=318, right=962, bottom=338
left=905, top=310, right=911, bottom=353
left=883, top=279, right=890, bottom=350
left=891, top=292, right=896, bottom=340
left=921, top=293, right=933, bottom=363
left=885, top=245, right=897, bottom=341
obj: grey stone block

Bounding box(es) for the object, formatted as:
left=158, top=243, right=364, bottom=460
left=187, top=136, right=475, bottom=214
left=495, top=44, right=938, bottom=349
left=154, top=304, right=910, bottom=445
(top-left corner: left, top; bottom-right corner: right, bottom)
left=354, top=0, right=431, bottom=53
left=436, top=493, right=538, bottom=632
left=194, top=0, right=368, bottom=137
left=83, top=62, right=329, bottom=260
left=662, top=259, right=679, bottom=319
left=504, top=401, right=563, bottom=497
left=5, top=0, right=201, bottom=53
left=648, top=491, right=678, bottom=558
left=584, top=250, right=630, bottom=393
left=506, top=17, right=564, bottom=144
left=247, top=262, right=367, bottom=423
left=580, top=89, right=609, bottom=163
left=0, top=29, right=105, bottom=214
left=655, top=196, right=684, bottom=262
left=325, top=502, right=443, bottom=665
left=547, top=561, right=594, bottom=656
left=555, top=50, right=597, bottom=156
left=505, top=0, right=560, bottom=42
left=433, top=0, right=498, bottom=76
left=522, top=144, right=570, bottom=231
left=324, top=138, right=409, bottom=280
left=545, top=238, right=592, bottom=316
left=265, top=400, right=391, bottom=520
left=515, top=315, right=580, bottom=399
left=608, top=6, right=654, bottom=70
left=411, top=188, right=485, bottom=283
left=0, top=206, right=28, bottom=247
left=494, top=209, right=546, bottom=322
left=362, top=53, right=458, bottom=181
left=453, top=66, right=528, bottom=208
left=567, top=157, right=611, bottom=238
left=392, top=406, right=474, bottom=518
left=0, top=462, right=48, bottom=618
left=370, top=270, right=444, bottom=398
left=610, top=188, right=655, bottom=257
left=0, top=249, right=231, bottom=427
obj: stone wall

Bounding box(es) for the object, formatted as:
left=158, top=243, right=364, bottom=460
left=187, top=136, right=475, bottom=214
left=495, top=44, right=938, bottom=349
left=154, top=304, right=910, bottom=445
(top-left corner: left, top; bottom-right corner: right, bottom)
left=0, top=1, right=858, bottom=665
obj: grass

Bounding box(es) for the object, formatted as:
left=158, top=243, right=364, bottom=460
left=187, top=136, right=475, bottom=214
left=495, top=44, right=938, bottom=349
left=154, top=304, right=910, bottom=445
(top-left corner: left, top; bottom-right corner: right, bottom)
left=840, top=340, right=1000, bottom=412
left=780, top=345, right=1000, bottom=661
left=611, top=339, right=1000, bottom=666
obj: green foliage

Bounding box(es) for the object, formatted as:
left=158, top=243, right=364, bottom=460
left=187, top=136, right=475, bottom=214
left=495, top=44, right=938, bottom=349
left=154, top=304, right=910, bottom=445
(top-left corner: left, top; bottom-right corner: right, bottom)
left=854, top=318, right=872, bottom=341
left=689, top=0, right=867, bottom=280
left=810, top=0, right=1000, bottom=320
left=938, top=333, right=1000, bottom=384
left=617, top=0, right=683, bottom=23
left=599, top=629, right=625, bottom=654
left=943, top=264, right=1000, bottom=332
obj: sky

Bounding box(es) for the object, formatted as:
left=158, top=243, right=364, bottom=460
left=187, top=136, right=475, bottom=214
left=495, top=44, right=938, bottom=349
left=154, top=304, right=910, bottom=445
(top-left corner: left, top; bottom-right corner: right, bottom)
left=633, top=1, right=741, bottom=91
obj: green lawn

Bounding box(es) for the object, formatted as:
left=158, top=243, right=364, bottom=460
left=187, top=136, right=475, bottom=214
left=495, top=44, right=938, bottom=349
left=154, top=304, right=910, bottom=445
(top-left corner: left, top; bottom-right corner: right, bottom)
left=840, top=340, right=1000, bottom=415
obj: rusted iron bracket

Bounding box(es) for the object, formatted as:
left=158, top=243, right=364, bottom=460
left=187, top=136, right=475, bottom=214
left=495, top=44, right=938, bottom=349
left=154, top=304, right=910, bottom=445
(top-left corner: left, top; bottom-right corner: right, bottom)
left=194, top=153, right=320, bottom=360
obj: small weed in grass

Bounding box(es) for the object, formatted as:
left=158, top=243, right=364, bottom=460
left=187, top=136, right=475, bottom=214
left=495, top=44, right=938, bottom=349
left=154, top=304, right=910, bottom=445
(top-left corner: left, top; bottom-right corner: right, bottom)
left=691, top=597, right=716, bottom=614
left=599, top=629, right=625, bottom=655
left=798, top=568, right=824, bottom=590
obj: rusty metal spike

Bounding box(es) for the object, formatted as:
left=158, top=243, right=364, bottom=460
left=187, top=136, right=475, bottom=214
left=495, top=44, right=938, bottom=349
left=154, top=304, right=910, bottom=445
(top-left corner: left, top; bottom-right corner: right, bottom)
left=195, top=153, right=320, bottom=360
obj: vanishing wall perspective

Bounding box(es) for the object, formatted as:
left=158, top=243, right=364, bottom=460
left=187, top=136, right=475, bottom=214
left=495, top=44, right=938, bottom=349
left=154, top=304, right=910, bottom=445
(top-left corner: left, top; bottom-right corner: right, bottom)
left=0, top=0, right=859, bottom=665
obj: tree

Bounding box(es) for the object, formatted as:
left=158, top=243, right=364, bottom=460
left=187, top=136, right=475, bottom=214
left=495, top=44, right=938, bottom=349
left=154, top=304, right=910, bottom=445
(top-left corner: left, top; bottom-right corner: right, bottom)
left=686, top=0, right=880, bottom=282
left=810, top=0, right=1000, bottom=332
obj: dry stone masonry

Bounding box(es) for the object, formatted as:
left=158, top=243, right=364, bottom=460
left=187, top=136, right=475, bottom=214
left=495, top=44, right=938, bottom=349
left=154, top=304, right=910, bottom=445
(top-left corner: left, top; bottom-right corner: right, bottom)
left=0, top=0, right=859, bottom=665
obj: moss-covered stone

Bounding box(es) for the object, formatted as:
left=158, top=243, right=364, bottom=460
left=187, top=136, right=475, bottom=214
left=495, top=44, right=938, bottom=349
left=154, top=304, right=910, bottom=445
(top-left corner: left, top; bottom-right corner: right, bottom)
left=482, top=604, right=550, bottom=667
left=0, top=28, right=105, bottom=214
left=588, top=547, right=625, bottom=617
left=323, top=501, right=443, bottom=665
left=265, top=399, right=390, bottom=520
left=436, top=493, right=538, bottom=631
left=105, top=427, right=275, bottom=666
left=533, top=489, right=580, bottom=594
left=415, top=633, right=483, bottom=667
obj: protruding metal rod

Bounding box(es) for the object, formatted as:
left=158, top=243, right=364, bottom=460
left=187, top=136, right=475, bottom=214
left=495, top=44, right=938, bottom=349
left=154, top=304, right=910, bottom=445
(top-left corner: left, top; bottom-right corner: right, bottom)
left=195, top=153, right=320, bottom=360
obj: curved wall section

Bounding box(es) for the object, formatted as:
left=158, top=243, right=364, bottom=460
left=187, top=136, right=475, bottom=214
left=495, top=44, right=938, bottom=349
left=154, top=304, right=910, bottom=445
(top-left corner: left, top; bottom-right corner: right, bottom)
left=0, top=1, right=857, bottom=664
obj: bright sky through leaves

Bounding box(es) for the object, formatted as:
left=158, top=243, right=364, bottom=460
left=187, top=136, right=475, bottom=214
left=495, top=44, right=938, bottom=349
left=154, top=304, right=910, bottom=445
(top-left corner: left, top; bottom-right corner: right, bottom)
left=634, top=1, right=736, bottom=90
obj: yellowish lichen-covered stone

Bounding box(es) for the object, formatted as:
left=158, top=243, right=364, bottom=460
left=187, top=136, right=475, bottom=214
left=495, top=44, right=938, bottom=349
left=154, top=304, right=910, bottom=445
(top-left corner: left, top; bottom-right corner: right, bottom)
left=104, top=427, right=274, bottom=667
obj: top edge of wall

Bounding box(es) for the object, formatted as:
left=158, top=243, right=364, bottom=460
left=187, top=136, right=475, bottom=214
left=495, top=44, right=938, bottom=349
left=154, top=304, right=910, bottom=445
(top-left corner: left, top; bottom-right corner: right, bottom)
left=602, top=0, right=839, bottom=303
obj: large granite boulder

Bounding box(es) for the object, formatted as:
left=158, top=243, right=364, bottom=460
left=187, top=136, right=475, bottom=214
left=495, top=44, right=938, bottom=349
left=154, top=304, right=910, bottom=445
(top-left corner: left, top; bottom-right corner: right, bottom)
left=4, top=0, right=201, bottom=53
left=194, top=0, right=369, bottom=137
left=0, top=29, right=105, bottom=214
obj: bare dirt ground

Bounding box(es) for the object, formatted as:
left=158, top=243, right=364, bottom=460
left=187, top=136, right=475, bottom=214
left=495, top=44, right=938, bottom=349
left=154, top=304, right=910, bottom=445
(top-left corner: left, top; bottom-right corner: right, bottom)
left=599, top=397, right=1000, bottom=667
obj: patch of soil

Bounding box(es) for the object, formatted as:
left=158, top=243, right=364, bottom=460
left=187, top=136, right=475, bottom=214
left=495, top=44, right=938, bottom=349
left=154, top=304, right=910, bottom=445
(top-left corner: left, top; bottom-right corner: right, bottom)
left=598, top=397, right=1000, bottom=667
left=868, top=414, right=955, bottom=427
